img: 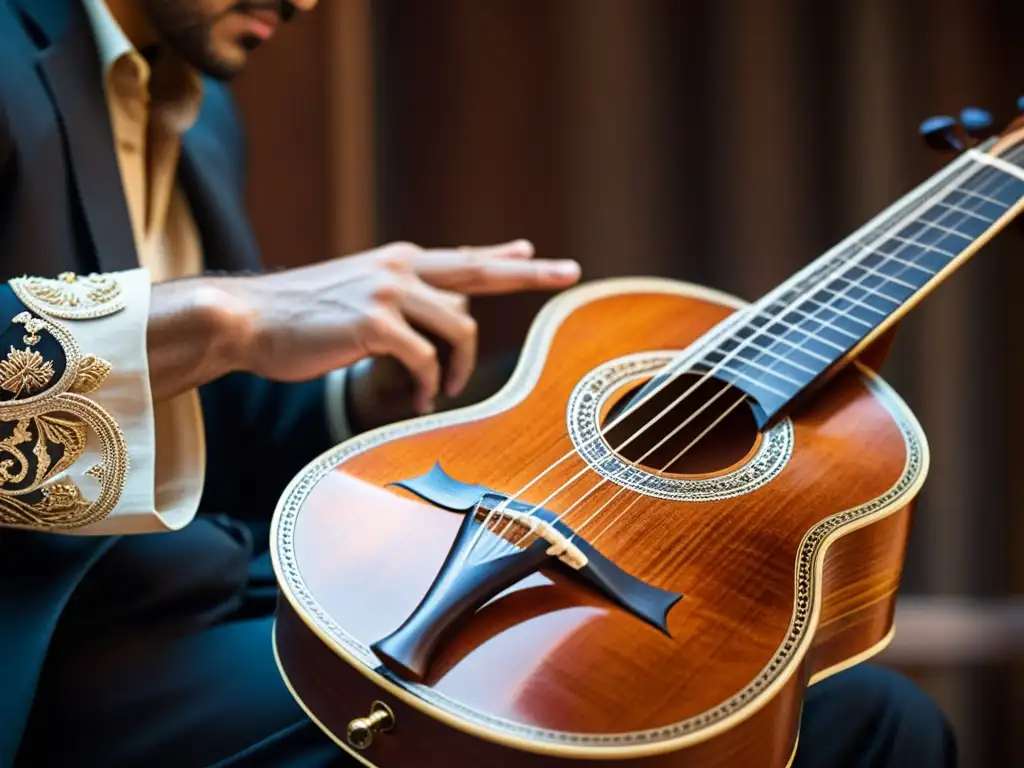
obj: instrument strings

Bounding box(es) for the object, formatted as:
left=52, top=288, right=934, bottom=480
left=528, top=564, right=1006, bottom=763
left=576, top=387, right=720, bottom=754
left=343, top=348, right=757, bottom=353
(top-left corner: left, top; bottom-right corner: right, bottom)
left=471, top=145, right=1017, bottom=561
left=465, top=142, right=1024, bottom=564
left=542, top=148, right=1024, bottom=549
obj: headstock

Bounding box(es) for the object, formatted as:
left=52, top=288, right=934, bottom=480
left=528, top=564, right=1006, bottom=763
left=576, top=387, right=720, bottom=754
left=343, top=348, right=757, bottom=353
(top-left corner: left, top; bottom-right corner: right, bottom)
left=920, top=98, right=1024, bottom=154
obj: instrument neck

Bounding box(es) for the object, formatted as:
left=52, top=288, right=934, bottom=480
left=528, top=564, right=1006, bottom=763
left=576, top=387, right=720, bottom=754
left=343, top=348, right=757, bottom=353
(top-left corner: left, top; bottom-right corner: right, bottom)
left=698, top=140, right=1024, bottom=428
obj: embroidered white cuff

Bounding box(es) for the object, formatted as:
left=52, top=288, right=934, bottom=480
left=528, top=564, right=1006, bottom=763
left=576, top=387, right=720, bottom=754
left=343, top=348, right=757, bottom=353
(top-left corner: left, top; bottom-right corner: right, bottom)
left=0, top=268, right=204, bottom=535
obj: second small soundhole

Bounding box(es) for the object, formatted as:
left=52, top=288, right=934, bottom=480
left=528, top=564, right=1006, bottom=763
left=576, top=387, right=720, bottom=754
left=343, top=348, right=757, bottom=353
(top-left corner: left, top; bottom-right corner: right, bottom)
left=601, top=372, right=759, bottom=476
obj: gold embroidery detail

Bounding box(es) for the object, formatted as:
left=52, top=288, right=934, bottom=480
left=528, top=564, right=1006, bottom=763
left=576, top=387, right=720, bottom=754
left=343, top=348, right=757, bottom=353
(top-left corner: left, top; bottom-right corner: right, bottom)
left=0, top=316, right=78, bottom=408
left=10, top=272, right=125, bottom=320
left=39, top=481, right=88, bottom=514
left=0, top=276, right=129, bottom=531
left=0, top=394, right=128, bottom=531
left=35, top=413, right=88, bottom=481
left=0, top=419, right=32, bottom=485
left=0, top=347, right=55, bottom=396
left=0, top=413, right=87, bottom=492
left=13, top=311, right=48, bottom=346
left=0, top=479, right=89, bottom=528
left=71, top=355, right=113, bottom=395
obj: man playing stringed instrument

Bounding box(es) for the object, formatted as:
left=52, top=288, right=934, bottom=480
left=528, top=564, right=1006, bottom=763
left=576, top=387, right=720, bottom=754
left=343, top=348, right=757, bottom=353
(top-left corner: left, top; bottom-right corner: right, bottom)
left=0, top=1, right=957, bottom=766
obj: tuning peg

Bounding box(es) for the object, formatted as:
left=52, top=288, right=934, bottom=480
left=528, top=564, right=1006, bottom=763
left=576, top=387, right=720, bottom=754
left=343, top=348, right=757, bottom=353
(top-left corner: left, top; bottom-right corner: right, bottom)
left=920, top=115, right=964, bottom=152
left=959, top=106, right=995, bottom=139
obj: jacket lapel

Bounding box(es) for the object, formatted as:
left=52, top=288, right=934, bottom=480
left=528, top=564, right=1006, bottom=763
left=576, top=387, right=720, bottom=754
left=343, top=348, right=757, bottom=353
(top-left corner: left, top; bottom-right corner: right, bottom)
left=19, top=0, right=138, bottom=274
left=180, top=128, right=261, bottom=274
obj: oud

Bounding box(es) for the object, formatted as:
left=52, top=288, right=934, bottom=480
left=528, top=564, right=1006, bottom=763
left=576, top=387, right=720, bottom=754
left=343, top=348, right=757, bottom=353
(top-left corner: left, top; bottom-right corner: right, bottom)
left=270, top=108, right=1024, bottom=766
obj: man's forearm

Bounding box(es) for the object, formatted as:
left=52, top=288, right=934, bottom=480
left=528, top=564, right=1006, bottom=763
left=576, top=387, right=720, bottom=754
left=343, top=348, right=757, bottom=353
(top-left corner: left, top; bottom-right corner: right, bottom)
left=147, top=277, right=251, bottom=402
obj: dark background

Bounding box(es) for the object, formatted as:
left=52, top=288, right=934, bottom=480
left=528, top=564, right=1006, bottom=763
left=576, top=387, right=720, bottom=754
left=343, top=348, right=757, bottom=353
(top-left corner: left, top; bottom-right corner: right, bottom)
left=232, top=1, right=1024, bottom=763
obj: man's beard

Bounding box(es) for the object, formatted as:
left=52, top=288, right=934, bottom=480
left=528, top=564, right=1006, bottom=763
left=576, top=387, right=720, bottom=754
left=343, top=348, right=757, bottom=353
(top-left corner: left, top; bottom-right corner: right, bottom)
left=143, top=0, right=296, bottom=81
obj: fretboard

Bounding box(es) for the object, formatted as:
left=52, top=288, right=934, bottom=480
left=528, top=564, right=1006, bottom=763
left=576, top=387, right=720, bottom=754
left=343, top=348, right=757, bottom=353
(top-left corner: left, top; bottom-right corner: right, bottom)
left=691, top=139, right=1024, bottom=427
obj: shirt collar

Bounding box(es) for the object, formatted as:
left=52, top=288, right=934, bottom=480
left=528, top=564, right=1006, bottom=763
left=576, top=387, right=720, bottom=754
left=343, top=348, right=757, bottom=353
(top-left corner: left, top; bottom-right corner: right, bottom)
left=81, top=0, right=135, bottom=76
left=81, top=0, right=204, bottom=135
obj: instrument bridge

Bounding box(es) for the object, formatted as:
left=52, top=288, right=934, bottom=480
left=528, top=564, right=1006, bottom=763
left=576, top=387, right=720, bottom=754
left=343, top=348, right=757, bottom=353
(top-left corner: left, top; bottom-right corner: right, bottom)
left=469, top=501, right=588, bottom=570
left=369, top=463, right=683, bottom=682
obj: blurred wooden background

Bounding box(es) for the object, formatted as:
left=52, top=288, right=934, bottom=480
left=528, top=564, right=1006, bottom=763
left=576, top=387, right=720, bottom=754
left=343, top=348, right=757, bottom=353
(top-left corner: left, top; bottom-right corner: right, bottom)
left=232, top=1, right=1024, bottom=763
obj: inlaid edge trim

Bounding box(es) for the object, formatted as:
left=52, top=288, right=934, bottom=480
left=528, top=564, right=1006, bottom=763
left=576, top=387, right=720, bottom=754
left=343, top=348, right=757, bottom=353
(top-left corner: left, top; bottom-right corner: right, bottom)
left=269, top=276, right=929, bottom=759
left=807, top=625, right=896, bottom=687
left=272, top=626, right=383, bottom=768
left=271, top=623, right=802, bottom=768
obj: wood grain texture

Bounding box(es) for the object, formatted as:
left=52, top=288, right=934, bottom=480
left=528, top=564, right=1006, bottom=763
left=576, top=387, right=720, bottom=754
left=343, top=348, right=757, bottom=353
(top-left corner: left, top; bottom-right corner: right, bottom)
left=275, top=599, right=802, bottom=767
left=272, top=279, right=926, bottom=766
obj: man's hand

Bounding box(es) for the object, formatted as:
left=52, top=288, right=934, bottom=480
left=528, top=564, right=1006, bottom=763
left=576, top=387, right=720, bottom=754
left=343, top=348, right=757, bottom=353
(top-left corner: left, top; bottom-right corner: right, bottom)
left=146, top=239, right=580, bottom=419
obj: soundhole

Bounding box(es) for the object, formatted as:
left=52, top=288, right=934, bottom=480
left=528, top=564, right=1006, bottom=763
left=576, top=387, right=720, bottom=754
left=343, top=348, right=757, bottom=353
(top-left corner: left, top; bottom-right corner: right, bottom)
left=601, top=372, right=760, bottom=476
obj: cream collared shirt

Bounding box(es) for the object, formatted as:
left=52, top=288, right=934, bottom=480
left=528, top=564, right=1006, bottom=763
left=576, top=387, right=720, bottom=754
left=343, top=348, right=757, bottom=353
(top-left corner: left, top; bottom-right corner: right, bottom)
left=81, top=0, right=208, bottom=532
left=72, top=1, right=351, bottom=535
left=83, top=0, right=205, bottom=281
left=0, top=3, right=354, bottom=536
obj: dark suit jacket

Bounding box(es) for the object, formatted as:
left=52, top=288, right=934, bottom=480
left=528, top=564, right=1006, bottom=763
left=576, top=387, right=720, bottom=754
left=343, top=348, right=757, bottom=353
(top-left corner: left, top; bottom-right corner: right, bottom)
left=0, top=1, right=338, bottom=763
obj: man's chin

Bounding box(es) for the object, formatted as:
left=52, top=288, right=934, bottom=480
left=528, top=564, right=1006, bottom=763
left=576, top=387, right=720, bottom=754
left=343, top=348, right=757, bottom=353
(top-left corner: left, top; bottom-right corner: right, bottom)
left=185, top=48, right=249, bottom=82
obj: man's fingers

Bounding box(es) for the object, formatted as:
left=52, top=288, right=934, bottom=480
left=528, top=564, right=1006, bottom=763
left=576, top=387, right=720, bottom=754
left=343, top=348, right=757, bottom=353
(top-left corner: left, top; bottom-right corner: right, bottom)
left=411, top=251, right=581, bottom=295
left=399, top=283, right=477, bottom=398
left=363, top=309, right=440, bottom=414
left=457, top=239, right=536, bottom=260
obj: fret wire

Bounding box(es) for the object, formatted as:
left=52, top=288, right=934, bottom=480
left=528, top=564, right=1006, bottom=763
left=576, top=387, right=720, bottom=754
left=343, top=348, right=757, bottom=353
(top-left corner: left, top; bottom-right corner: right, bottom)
left=771, top=153, right=997, bottom=305
left=828, top=237, right=920, bottom=287
left=689, top=149, right=1021, bottom=415
left=808, top=288, right=889, bottom=317
left=997, top=142, right=1024, bottom=164
left=769, top=303, right=862, bottom=341
left=822, top=276, right=903, bottom=306
left=831, top=230, right=952, bottom=271
left=709, top=353, right=807, bottom=388
left=724, top=157, right=1022, bottom=405
left=708, top=335, right=819, bottom=378
left=885, top=233, right=958, bottom=260
left=718, top=240, right=930, bottom=373
left=861, top=244, right=943, bottom=277
left=759, top=240, right=927, bottom=334
left=707, top=336, right=823, bottom=375
left=709, top=332, right=829, bottom=375
left=818, top=183, right=993, bottom=310
left=747, top=311, right=848, bottom=352
left=733, top=240, right=935, bottom=373
left=782, top=294, right=875, bottom=329
left=933, top=199, right=996, bottom=225
left=700, top=354, right=811, bottom=391
left=714, top=365, right=791, bottom=400
left=728, top=326, right=833, bottom=366
left=842, top=257, right=920, bottom=291
left=823, top=166, right=1006, bottom=304
left=759, top=293, right=872, bottom=340
left=968, top=148, right=1024, bottom=182
left=911, top=217, right=975, bottom=242
left=1002, top=144, right=1024, bottom=169
left=951, top=185, right=1009, bottom=208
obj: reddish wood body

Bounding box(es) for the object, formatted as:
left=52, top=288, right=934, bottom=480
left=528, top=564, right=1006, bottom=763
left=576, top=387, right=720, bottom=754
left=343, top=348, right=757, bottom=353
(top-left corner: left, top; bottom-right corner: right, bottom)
left=271, top=280, right=924, bottom=767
